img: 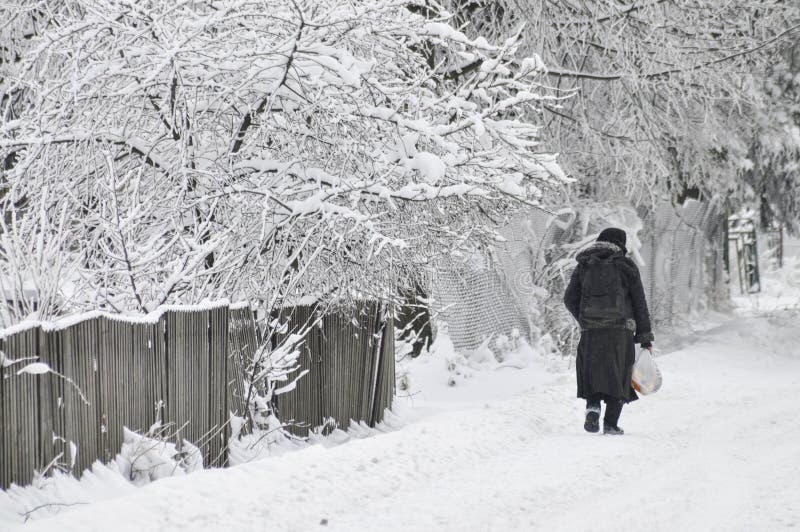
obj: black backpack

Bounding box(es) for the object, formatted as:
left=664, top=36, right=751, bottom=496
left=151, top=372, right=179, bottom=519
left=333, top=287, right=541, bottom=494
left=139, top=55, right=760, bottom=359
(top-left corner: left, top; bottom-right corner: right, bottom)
left=579, top=256, right=627, bottom=322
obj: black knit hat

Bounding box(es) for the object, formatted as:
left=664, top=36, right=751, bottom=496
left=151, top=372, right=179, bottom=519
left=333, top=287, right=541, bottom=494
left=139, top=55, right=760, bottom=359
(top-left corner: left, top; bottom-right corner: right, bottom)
left=597, top=227, right=627, bottom=252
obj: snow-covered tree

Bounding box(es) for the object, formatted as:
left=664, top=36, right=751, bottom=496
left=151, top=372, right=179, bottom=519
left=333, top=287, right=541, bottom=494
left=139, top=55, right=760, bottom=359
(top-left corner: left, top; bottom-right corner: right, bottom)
left=742, top=41, right=800, bottom=232
left=0, top=0, right=566, bottom=324
left=445, top=0, right=800, bottom=207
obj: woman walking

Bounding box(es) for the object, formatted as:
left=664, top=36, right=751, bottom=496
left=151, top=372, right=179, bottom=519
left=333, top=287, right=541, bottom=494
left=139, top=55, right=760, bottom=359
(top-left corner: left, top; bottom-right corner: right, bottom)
left=563, top=228, right=654, bottom=435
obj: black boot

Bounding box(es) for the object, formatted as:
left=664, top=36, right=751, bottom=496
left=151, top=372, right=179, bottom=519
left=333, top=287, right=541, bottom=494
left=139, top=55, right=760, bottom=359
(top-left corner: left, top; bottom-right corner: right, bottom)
left=584, top=400, right=600, bottom=433
left=603, top=399, right=624, bottom=435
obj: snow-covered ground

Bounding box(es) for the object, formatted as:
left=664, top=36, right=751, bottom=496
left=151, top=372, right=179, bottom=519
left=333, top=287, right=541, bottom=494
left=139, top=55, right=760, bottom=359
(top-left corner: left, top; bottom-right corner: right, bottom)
left=2, top=260, right=800, bottom=531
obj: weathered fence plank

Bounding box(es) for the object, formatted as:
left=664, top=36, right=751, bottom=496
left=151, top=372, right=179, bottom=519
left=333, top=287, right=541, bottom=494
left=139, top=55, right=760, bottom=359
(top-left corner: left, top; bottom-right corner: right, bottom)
left=0, top=327, right=41, bottom=487
left=275, top=302, right=395, bottom=437
left=208, top=306, right=229, bottom=467
left=226, top=307, right=252, bottom=420
left=65, top=318, right=102, bottom=475
left=374, top=314, right=395, bottom=426
left=36, top=328, right=61, bottom=474
left=163, top=308, right=229, bottom=467
left=0, top=349, right=5, bottom=488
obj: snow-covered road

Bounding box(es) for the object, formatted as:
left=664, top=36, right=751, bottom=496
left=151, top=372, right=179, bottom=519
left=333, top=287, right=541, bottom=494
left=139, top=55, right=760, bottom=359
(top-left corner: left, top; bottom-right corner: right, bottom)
left=7, top=309, right=800, bottom=532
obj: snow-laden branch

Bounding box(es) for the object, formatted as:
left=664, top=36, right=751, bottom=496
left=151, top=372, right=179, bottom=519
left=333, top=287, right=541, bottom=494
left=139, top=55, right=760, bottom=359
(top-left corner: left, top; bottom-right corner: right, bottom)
left=0, top=0, right=567, bottom=320
left=452, top=0, right=800, bottom=207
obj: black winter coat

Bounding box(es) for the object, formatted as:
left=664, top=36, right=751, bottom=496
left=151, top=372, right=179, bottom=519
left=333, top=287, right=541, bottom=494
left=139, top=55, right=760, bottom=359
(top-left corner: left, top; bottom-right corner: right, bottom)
left=563, top=242, right=654, bottom=402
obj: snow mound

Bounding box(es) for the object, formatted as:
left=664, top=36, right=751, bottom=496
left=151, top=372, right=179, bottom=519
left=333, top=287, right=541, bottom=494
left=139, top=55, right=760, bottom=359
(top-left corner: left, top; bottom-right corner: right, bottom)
left=116, top=428, right=204, bottom=486
left=0, top=426, right=207, bottom=523
left=396, top=325, right=564, bottom=407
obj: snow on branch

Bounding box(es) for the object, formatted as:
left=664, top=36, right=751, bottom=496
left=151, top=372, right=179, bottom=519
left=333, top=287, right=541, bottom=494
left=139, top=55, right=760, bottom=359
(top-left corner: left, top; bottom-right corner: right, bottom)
left=0, top=0, right=565, bottom=319
left=452, top=0, right=800, bottom=208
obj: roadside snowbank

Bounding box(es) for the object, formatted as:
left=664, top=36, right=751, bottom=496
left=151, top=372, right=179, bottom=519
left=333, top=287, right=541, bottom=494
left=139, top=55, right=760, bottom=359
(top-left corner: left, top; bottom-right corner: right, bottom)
left=395, top=327, right=567, bottom=408
left=0, top=409, right=409, bottom=525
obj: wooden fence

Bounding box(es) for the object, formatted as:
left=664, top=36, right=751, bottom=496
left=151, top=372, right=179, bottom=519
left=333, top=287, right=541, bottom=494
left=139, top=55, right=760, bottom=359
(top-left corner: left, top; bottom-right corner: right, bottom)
left=0, top=301, right=395, bottom=489
left=273, top=302, right=395, bottom=436
left=0, top=303, right=252, bottom=489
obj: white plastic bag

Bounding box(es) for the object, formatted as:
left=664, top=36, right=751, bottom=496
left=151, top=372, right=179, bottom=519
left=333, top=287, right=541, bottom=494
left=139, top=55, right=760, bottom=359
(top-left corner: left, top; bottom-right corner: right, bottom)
left=632, top=348, right=662, bottom=395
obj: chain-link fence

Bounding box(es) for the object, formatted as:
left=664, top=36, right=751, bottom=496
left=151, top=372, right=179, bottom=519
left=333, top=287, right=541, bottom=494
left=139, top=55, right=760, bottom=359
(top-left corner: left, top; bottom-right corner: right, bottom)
left=428, top=207, right=553, bottom=351
left=428, top=199, right=727, bottom=355
left=639, top=199, right=726, bottom=323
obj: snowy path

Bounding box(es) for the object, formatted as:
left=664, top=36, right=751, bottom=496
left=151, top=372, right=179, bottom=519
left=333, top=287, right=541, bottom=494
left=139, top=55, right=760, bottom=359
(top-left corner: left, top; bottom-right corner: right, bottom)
left=6, top=313, right=800, bottom=532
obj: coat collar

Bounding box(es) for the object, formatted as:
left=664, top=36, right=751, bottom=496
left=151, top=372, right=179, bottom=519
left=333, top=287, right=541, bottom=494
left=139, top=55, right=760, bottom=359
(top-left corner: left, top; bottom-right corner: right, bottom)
left=587, top=241, right=623, bottom=254
left=576, top=241, right=625, bottom=263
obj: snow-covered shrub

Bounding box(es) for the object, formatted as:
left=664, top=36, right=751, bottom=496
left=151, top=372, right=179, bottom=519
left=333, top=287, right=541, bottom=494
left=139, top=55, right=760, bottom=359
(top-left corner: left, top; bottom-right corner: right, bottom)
left=228, top=412, right=297, bottom=465
left=115, top=427, right=203, bottom=487
left=237, top=329, right=308, bottom=440
left=493, top=333, right=512, bottom=362
left=492, top=328, right=522, bottom=362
